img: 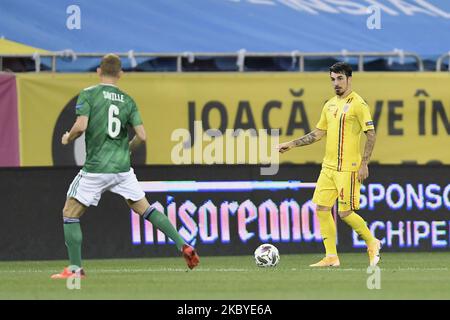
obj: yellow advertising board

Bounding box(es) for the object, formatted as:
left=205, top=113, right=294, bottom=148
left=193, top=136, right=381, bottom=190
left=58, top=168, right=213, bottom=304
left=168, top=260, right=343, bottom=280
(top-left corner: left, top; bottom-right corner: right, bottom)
left=16, top=72, right=450, bottom=166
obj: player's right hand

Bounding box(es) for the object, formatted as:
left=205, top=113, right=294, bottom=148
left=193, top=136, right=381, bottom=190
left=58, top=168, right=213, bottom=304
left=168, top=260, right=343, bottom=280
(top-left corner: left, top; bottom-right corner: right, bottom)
left=61, top=131, right=70, bottom=145
left=277, top=142, right=292, bottom=154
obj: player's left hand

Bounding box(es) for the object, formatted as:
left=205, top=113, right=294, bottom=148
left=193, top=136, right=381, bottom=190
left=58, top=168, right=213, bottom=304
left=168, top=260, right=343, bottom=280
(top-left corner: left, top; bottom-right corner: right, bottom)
left=61, top=131, right=70, bottom=145
left=358, top=163, right=369, bottom=182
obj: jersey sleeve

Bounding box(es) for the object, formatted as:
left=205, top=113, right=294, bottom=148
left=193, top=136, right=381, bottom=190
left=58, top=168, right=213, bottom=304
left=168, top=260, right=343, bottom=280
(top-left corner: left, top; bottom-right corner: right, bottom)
left=129, top=100, right=143, bottom=127
left=355, top=100, right=375, bottom=132
left=75, top=90, right=91, bottom=117
left=316, top=104, right=328, bottom=130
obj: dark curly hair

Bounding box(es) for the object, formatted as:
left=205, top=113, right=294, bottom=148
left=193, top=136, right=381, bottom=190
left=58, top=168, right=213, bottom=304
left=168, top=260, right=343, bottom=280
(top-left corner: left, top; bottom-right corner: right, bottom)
left=329, top=62, right=352, bottom=78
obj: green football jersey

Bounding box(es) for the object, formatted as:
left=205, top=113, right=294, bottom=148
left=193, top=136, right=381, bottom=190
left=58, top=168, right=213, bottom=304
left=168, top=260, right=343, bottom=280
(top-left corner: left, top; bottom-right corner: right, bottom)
left=75, top=84, right=143, bottom=173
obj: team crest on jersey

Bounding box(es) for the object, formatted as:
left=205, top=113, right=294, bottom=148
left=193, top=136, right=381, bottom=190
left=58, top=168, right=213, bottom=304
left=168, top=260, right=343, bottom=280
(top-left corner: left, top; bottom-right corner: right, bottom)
left=342, top=103, right=350, bottom=113
left=328, top=104, right=338, bottom=116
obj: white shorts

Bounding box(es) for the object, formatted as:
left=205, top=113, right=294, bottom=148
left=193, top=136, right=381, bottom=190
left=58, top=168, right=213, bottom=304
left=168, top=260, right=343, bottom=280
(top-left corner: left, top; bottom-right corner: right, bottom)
left=66, top=168, right=146, bottom=207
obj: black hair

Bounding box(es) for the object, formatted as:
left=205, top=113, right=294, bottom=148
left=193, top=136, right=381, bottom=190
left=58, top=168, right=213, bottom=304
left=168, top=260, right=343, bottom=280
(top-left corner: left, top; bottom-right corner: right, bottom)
left=329, top=62, right=352, bottom=77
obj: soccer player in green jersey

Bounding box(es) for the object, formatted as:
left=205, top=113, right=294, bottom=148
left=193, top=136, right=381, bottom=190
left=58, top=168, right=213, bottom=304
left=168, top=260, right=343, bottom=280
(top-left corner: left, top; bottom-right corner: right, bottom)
left=51, top=54, right=199, bottom=279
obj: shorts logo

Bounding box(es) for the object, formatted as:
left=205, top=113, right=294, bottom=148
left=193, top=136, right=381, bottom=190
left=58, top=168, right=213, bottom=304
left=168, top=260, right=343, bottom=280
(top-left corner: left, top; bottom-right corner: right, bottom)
left=366, top=121, right=374, bottom=126
left=75, top=104, right=83, bottom=110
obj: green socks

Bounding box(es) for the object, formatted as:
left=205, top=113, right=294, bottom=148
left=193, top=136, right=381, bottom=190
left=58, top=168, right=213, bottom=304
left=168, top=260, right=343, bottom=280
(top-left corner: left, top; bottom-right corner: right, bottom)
left=143, top=207, right=186, bottom=251
left=63, top=219, right=83, bottom=268
left=62, top=206, right=185, bottom=271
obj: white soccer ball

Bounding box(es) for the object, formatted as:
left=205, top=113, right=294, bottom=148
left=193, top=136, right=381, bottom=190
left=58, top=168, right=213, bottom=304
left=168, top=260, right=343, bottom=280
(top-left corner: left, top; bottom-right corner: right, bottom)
left=254, top=243, right=280, bottom=267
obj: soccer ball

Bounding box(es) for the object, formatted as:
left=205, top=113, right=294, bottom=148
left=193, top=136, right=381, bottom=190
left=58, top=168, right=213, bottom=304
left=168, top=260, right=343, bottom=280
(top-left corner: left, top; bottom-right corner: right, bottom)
left=254, top=243, right=280, bottom=267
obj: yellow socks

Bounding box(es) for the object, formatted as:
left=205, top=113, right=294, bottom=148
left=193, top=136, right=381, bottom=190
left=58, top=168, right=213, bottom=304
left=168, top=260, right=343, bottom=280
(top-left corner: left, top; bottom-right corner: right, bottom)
left=316, top=210, right=337, bottom=256
left=341, top=212, right=375, bottom=244
left=317, top=210, right=375, bottom=256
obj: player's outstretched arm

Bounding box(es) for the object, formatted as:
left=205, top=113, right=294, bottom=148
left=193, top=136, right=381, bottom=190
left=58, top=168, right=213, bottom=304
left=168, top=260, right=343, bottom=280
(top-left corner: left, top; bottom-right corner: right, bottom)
left=277, top=128, right=326, bottom=153
left=129, top=124, right=147, bottom=153
left=61, top=116, right=88, bottom=145
left=358, top=129, right=376, bottom=182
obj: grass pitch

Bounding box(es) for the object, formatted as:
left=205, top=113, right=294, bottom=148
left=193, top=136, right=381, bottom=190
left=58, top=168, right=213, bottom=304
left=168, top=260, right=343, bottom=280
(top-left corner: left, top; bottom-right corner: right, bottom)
left=0, top=252, right=449, bottom=300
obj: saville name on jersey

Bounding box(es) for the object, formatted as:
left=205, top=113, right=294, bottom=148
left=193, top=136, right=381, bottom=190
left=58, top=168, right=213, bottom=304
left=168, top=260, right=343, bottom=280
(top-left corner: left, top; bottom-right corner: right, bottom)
left=103, top=91, right=124, bottom=103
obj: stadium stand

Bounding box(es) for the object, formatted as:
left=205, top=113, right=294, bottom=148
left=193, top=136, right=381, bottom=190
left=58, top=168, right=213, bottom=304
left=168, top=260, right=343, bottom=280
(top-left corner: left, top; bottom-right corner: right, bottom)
left=1, top=0, right=449, bottom=72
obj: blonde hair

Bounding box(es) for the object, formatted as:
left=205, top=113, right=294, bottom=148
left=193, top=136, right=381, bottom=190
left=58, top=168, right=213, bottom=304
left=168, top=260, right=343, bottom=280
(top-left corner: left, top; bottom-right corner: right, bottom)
left=99, top=53, right=122, bottom=77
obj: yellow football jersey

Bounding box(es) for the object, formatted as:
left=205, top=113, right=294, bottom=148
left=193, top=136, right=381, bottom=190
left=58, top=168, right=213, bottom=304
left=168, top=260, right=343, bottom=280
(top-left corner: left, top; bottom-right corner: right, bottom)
left=316, top=91, right=375, bottom=172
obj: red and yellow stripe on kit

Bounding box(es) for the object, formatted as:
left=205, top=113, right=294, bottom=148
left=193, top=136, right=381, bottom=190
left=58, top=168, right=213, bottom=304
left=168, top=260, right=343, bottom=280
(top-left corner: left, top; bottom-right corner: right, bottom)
left=350, top=172, right=356, bottom=210
left=337, top=113, right=346, bottom=171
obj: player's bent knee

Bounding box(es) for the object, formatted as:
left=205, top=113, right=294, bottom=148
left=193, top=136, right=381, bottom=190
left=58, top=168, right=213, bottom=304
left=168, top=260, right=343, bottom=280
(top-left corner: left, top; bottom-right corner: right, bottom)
left=62, top=204, right=74, bottom=217
left=338, top=210, right=352, bottom=218
left=63, top=197, right=86, bottom=218
left=62, top=209, right=83, bottom=219
left=127, top=197, right=150, bottom=216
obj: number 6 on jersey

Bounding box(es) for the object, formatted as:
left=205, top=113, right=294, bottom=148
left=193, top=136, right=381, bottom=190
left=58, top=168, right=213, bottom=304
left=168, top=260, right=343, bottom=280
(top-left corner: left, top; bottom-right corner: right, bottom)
left=108, top=104, right=121, bottom=138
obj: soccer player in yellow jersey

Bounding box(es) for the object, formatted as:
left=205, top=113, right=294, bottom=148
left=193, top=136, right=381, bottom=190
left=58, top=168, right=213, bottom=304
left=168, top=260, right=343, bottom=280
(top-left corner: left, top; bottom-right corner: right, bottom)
left=278, top=62, right=381, bottom=267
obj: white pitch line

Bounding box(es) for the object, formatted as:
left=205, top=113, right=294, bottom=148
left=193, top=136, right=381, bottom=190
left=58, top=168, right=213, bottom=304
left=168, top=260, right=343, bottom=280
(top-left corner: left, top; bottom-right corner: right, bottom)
left=0, top=267, right=447, bottom=274
left=306, top=267, right=449, bottom=272
left=0, top=268, right=252, bottom=273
